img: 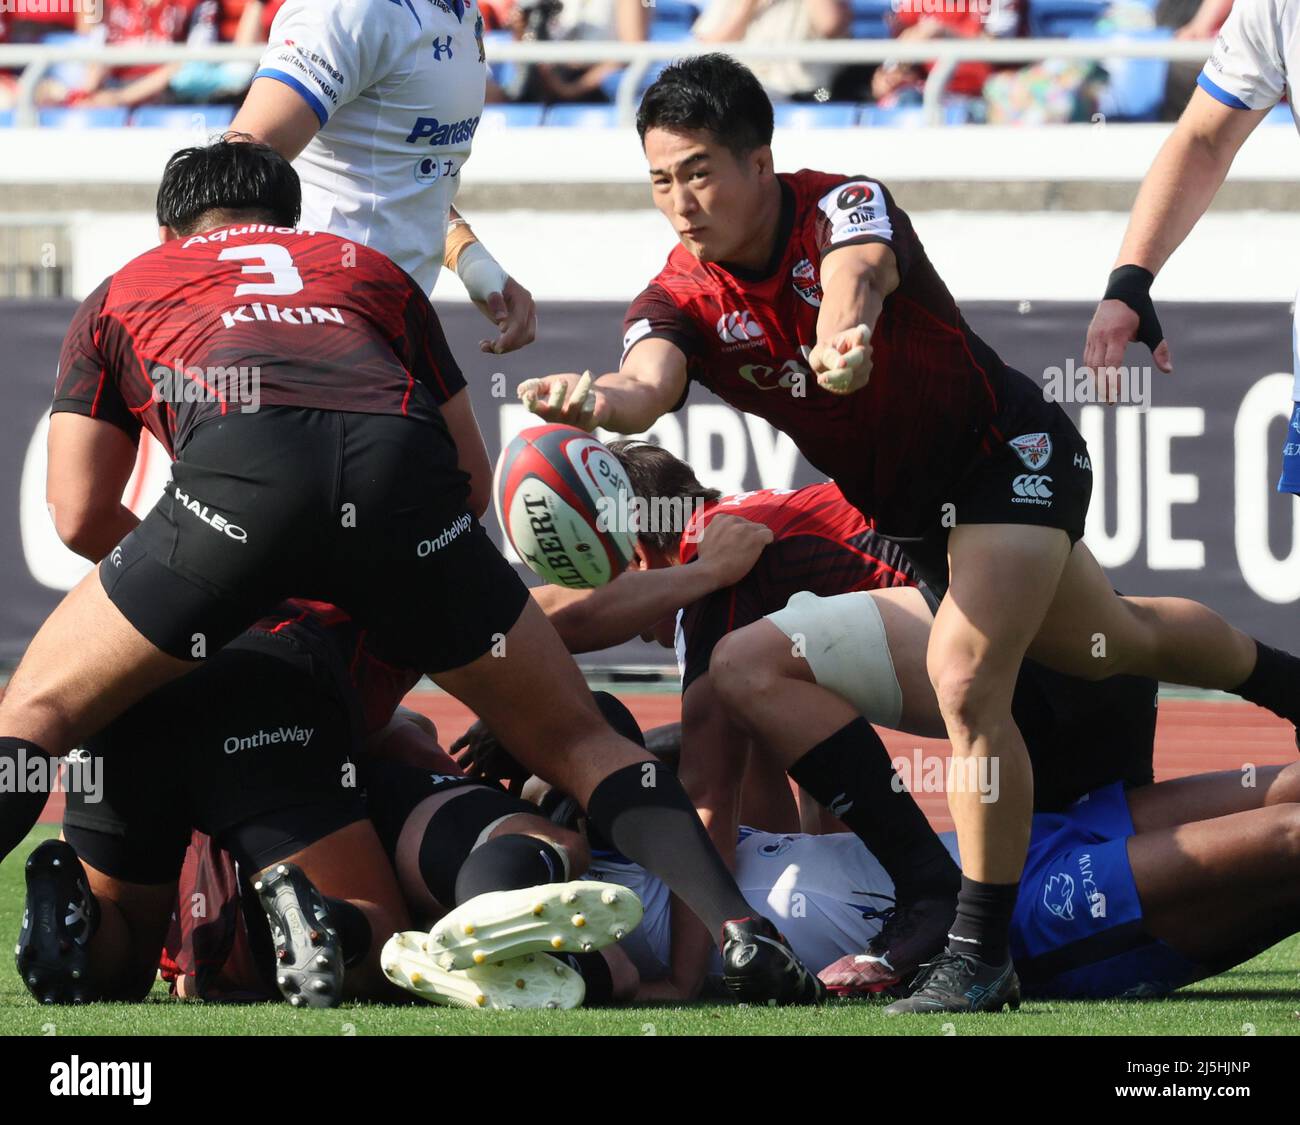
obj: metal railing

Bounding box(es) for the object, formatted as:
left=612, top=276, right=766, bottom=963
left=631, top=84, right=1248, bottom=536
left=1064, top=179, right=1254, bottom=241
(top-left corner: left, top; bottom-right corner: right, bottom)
left=0, top=37, right=1213, bottom=128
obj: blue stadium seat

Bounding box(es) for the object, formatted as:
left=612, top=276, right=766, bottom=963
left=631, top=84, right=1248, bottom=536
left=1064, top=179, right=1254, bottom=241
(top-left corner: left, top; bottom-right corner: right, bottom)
left=850, top=0, right=892, bottom=37
left=774, top=102, right=860, bottom=128
left=859, top=104, right=928, bottom=127
left=1028, top=0, right=1109, bottom=37
left=1264, top=102, right=1294, bottom=125
left=0, top=109, right=13, bottom=128
left=648, top=19, right=694, bottom=40
left=650, top=0, right=700, bottom=27
left=480, top=103, right=546, bottom=128
left=130, top=104, right=236, bottom=129
left=38, top=106, right=130, bottom=128
left=544, top=103, right=620, bottom=126
left=1095, top=28, right=1172, bottom=122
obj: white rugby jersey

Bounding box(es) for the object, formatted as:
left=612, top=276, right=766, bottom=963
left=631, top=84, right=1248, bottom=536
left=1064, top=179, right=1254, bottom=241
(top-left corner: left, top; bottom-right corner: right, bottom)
left=1198, top=0, right=1296, bottom=120
left=254, top=0, right=488, bottom=294
left=588, top=828, right=962, bottom=981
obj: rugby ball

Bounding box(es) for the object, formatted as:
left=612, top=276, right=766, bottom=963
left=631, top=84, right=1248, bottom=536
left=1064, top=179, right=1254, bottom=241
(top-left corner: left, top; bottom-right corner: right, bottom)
left=494, top=424, right=638, bottom=588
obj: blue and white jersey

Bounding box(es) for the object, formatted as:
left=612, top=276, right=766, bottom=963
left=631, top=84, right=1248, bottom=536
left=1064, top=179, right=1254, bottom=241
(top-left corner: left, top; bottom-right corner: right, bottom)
left=587, top=828, right=963, bottom=980
left=1198, top=0, right=1296, bottom=119
left=255, top=0, right=488, bottom=294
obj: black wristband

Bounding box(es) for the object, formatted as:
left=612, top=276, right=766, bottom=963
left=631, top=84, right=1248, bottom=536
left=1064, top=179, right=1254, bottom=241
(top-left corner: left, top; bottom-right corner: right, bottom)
left=1103, top=264, right=1164, bottom=352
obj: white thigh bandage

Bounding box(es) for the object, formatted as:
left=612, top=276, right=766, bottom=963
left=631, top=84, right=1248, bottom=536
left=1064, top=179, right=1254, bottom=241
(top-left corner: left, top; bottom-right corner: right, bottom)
left=765, top=590, right=904, bottom=729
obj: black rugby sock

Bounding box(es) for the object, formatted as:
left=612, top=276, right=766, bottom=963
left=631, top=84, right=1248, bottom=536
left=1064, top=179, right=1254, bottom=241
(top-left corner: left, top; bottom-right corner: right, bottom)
left=322, top=897, right=372, bottom=969
left=0, top=738, right=55, bottom=862
left=1233, top=641, right=1300, bottom=726
left=788, top=719, right=960, bottom=901
left=453, top=833, right=569, bottom=905
left=585, top=761, right=752, bottom=936
left=946, top=875, right=1019, bottom=963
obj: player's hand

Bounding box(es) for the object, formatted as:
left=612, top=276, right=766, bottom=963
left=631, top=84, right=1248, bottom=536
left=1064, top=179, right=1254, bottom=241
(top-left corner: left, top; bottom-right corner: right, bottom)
left=517, top=370, right=606, bottom=430
left=479, top=275, right=538, bottom=355
left=1083, top=299, right=1173, bottom=402
left=810, top=323, right=873, bottom=394
left=692, top=514, right=774, bottom=588
left=449, top=719, right=529, bottom=789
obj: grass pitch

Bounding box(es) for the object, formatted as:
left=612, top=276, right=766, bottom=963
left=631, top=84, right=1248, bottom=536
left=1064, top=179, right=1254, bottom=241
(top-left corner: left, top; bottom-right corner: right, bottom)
left=0, top=827, right=1296, bottom=1037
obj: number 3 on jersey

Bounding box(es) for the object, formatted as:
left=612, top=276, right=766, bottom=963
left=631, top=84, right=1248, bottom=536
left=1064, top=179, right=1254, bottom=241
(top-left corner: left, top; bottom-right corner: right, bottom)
left=220, top=243, right=304, bottom=298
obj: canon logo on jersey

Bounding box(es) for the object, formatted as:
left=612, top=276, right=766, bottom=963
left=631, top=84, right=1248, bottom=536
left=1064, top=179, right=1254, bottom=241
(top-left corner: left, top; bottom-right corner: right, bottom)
left=172, top=487, right=248, bottom=542
left=1011, top=474, right=1054, bottom=504
left=716, top=311, right=765, bottom=346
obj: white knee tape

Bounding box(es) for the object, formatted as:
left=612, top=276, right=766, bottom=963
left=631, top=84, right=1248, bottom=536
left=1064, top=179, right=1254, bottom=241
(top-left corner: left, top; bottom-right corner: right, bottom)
left=765, top=590, right=904, bottom=729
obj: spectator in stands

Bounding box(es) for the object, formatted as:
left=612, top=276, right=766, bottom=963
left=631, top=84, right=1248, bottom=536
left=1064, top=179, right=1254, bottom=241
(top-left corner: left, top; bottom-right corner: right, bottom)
left=503, top=0, right=650, bottom=104
left=871, top=0, right=1025, bottom=110
left=3, top=0, right=78, bottom=44
left=692, top=0, right=850, bottom=101
left=168, top=0, right=284, bottom=103
left=1156, top=0, right=1233, bottom=120
left=52, top=0, right=219, bottom=109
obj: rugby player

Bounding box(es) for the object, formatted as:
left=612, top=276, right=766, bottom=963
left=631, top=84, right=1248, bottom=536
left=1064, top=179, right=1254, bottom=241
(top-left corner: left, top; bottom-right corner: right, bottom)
left=576, top=759, right=1300, bottom=1006
left=519, top=54, right=1300, bottom=1011
left=525, top=444, right=1168, bottom=993
left=19, top=598, right=636, bottom=1009
left=0, top=140, right=821, bottom=1007
left=229, top=0, right=537, bottom=355
left=1083, top=0, right=1300, bottom=496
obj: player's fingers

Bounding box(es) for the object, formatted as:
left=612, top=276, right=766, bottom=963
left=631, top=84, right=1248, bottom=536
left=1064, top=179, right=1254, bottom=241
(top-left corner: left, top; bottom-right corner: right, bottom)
left=1153, top=339, right=1173, bottom=374
left=517, top=377, right=547, bottom=415
left=837, top=345, right=866, bottom=370
left=486, top=290, right=509, bottom=327
left=547, top=379, right=566, bottom=412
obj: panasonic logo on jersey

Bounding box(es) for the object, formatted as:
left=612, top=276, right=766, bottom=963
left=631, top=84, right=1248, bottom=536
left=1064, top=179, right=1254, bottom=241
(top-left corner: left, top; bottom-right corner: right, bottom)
left=224, top=726, right=315, bottom=754
left=173, top=487, right=248, bottom=542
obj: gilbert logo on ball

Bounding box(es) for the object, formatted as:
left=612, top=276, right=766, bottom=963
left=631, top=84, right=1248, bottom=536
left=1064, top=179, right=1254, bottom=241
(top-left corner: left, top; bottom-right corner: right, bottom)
left=494, top=424, right=639, bottom=588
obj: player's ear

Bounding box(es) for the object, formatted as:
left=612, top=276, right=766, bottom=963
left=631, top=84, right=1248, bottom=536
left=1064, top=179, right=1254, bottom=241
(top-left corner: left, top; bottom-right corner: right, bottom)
left=158, top=225, right=180, bottom=244
left=751, top=145, right=774, bottom=180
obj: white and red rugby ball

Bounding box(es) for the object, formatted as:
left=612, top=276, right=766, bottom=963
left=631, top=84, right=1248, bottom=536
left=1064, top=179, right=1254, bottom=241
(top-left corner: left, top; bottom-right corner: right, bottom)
left=494, top=424, right=638, bottom=588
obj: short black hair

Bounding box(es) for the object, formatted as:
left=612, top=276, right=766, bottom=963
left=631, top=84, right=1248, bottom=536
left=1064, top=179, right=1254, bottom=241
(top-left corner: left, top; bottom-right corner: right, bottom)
left=607, top=440, right=722, bottom=556
left=636, top=53, right=774, bottom=158
left=156, top=138, right=301, bottom=236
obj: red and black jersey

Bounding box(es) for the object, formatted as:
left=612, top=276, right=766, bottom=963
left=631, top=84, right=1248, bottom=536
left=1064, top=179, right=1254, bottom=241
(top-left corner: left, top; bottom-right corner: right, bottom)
left=676, top=481, right=922, bottom=691
left=53, top=226, right=464, bottom=457
left=623, top=170, right=1017, bottom=539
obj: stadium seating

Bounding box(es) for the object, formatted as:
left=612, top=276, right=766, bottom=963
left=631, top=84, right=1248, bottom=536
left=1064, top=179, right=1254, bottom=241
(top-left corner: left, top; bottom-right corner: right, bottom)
left=481, top=103, right=547, bottom=128
left=1028, top=0, right=1110, bottom=38
left=36, top=107, right=130, bottom=129
left=774, top=102, right=860, bottom=128
left=130, top=105, right=237, bottom=129
left=544, top=103, right=620, bottom=127
left=849, top=0, right=893, bottom=39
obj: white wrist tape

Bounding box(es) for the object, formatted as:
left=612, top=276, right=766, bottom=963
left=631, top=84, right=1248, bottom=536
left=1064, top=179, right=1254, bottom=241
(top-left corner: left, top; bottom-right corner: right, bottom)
left=456, top=241, right=510, bottom=304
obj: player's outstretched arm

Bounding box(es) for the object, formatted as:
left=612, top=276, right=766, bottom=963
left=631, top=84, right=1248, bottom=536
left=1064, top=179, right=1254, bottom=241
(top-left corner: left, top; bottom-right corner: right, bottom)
left=518, top=337, right=688, bottom=434
left=532, top=515, right=774, bottom=653
left=445, top=208, right=538, bottom=356
left=1084, top=88, right=1268, bottom=381
left=811, top=241, right=899, bottom=394
left=46, top=414, right=140, bottom=562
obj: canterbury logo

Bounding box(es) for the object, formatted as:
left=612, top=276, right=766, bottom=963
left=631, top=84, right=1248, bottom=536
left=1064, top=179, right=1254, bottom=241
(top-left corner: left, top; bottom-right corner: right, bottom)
left=716, top=310, right=765, bottom=344
left=1012, top=474, right=1054, bottom=499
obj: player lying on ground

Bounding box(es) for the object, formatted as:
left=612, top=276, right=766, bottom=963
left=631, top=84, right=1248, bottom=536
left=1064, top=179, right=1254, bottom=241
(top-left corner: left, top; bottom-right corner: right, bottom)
left=530, top=443, right=1276, bottom=996
left=520, top=53, right=1300, bottom=1011
left=17, top=601, right=640, bottom=1009
left=0, top=139, right=820, bottom=1006
left=564, top=758, right=1300, bottom=1005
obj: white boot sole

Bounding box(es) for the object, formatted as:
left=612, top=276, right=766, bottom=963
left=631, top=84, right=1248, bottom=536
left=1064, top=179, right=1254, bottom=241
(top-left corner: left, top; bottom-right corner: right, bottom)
left=381, top=931, right=585, bottom=1010
left=426, top=880, right=643, bottom=971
